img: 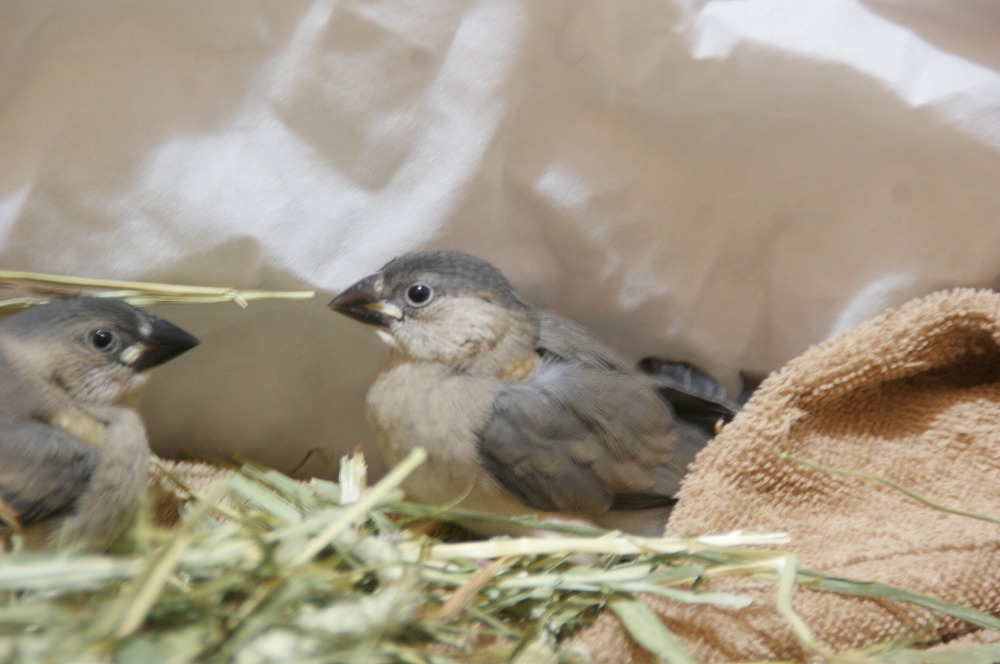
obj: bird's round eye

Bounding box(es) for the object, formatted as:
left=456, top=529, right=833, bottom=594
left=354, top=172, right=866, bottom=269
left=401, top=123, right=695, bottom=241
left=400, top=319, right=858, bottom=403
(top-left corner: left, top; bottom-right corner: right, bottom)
left=405, top=284, right=433, bottom=306
left=88, top=329, right=116, bottom=350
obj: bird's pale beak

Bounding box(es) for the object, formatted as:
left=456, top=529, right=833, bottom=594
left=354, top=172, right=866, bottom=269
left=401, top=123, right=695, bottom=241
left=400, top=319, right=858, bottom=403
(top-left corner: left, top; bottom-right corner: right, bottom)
left=329, top=274, right=403, bottom=328
left=130, top=316, right=200, bottom=371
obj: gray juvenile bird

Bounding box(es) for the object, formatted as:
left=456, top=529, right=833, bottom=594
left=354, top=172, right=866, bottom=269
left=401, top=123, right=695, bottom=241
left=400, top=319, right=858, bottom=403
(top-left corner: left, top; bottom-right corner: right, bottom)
left=330, top=251, right=735, bottom=536
left=0, top=296, right=198, bottom=550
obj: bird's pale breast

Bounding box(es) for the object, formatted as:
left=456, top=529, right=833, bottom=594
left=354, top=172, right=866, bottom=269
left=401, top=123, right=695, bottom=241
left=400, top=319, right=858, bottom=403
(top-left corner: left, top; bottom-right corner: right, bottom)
left=53, top=406, right=149, bottom=548
left=366, top=361, right=520, bottom=509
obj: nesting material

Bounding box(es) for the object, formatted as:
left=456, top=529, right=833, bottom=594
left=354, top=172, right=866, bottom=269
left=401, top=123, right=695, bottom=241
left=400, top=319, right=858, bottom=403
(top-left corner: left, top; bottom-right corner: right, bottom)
left=575, top=288, right=1000, bottom=662
left=0, top=447, right=809, bottom=663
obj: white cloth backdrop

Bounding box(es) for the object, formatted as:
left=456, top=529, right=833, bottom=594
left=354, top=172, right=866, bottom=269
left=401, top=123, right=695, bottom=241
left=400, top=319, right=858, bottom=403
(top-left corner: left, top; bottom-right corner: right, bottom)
left=2, top=1, right=999, bottom=477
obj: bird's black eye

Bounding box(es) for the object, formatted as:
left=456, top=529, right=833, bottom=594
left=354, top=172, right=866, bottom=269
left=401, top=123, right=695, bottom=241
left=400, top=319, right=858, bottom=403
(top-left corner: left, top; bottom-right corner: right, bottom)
left=405, top=284, right=433, bottom=306
left=88, top=329, right=116, bottom=351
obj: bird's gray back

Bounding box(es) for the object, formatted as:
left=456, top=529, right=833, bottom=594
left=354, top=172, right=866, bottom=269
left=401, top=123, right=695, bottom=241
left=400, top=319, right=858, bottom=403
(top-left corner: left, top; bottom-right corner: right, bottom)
left=536, top=312, right=633, bottom=372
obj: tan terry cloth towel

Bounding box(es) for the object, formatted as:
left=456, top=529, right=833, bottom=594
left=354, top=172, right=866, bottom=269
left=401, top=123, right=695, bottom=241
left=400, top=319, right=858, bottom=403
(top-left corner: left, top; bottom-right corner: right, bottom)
left=575, top=288, right=1000, bottom=662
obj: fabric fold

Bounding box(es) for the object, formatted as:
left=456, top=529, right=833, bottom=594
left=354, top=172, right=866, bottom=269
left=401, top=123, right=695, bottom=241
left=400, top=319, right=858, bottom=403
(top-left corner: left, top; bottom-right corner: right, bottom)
left=576, top=288, right=1000, bottom=662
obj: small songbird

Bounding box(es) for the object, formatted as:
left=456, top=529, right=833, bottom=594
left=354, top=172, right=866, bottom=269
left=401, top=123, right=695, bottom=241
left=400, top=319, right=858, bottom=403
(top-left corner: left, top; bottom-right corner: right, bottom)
left=0, top=297, right=198, bottom=551
left=330, top=251, right=736, bottom=536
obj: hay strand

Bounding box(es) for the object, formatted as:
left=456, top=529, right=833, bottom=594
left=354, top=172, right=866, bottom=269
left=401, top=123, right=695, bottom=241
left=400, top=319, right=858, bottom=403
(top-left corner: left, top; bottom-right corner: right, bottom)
left=0, top=270, right=314, bottom=312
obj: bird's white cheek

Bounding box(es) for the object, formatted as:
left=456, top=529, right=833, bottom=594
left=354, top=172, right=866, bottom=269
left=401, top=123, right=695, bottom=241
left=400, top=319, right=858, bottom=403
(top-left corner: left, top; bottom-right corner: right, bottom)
left=76, top=367, right=148, bottom=404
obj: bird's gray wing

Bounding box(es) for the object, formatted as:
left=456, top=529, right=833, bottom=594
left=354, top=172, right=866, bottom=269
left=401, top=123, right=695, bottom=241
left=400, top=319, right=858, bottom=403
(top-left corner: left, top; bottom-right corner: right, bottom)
left=476, top=358, right=710, bottom=514
left=536, top=312, right=633, bottom=372
left=0, top=421, right=97, bottom=526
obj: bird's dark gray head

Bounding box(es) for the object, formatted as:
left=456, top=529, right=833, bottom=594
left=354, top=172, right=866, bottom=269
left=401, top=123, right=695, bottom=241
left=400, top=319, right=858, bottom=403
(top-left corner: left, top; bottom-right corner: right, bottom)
left=0, top=297, right=199, bottom=404
left=384, top=251, right=523, bottom=300
left=330, top=251, right=538, bottom=367
left=330, top=251, right=531, bottom=327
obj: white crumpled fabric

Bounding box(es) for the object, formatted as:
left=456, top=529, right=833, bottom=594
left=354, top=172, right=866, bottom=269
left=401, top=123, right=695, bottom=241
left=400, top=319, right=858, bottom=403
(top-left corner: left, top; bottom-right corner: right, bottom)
left=2, top=1, right=999, bottom=477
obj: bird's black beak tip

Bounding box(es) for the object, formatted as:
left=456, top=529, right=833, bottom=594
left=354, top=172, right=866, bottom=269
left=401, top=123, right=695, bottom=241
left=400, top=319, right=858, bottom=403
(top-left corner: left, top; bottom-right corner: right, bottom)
left=328, top=274, right=394, bottom=328
left=327, top=294, right=348, bottom=312
left=133, top=318, right=200, bottom=371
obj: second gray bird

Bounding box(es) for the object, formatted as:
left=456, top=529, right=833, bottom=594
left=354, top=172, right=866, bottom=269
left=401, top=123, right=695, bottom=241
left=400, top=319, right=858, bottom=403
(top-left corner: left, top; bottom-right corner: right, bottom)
left=0, top=297, right=198, bottom=551
left=330, top=251, right=735, bottom=536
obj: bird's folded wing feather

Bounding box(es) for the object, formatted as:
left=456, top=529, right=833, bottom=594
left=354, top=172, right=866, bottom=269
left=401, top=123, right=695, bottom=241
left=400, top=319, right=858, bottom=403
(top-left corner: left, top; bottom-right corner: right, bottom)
left=0, top=422, right=97, bottom=526
left=476, top=359, right=708, bottom=514
left=535, top=312, right=633, bottom=371
left=638, top=358, right=740, bottom=435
